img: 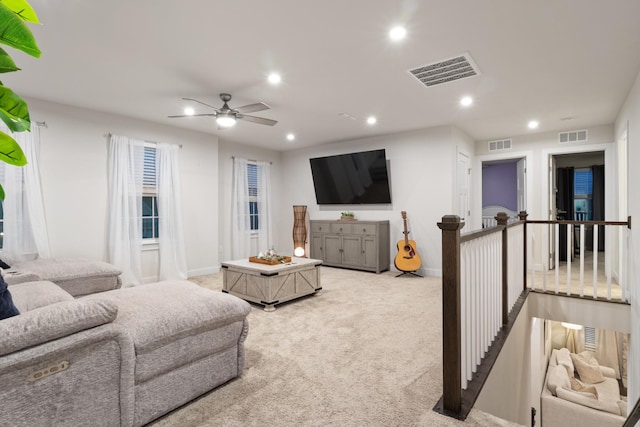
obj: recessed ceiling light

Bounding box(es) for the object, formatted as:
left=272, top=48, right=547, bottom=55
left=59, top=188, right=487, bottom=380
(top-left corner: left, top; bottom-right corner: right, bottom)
left=528, top=120, right=539, bottom=129
left=389, top=26, right=407, bottom=41
left=366, top=116, right=377, bottom=125
left=184, top=107, right=195, bottom=115
left=268, top=73, right=282, bottom=85
left=460, top=96, right=473, bottom=107
left=286, top=133, right=295, bottom=141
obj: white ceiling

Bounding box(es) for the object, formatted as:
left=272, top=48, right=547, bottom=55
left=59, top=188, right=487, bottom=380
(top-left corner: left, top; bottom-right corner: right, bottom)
left=9, top=0, right=640, bottom=151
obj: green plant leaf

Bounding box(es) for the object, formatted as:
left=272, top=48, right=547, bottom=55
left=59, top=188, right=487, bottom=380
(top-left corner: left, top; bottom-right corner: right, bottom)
left=0, top=85, right=30, bottom=132
left=0, top=183, right=4, bottom=201
left=0, top=130, right=26, bottom=166
left=1, top=0, right=40, bottom=24
left=0, top=47, right=19, bottom=73
left=0, top=3, right=41, bottom=58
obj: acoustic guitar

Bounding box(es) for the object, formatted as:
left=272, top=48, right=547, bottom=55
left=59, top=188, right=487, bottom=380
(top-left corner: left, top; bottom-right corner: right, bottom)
left=394, top=211, right=422, bottom=272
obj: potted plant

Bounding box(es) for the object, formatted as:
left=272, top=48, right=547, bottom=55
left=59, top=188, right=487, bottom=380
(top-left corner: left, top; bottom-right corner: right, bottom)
left=340, top=211, right=355, bottom=220
left=0, top=0, right=41, bottom=199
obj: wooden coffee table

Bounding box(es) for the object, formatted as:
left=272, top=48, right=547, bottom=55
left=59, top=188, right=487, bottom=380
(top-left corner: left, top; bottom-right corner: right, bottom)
left=221, top=257, right=322, bottom=311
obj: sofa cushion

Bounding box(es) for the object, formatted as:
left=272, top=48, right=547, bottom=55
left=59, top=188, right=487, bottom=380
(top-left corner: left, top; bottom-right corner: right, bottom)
left=556, top=387, right=623, bottom=415
left=571, top=351, right=605, bottom=384
left=0, top=298, right=118, bottom=356
left=556, top=347, right=575, bottom=377
left=570, top=377, right=598, bottom=399
left=9, top=280, right=74, bottom=312
left=10, top=258, right=122, bottom=296
left=0, top=275, right=19, bottom=320
left=84, top=280, right=251, bottom=382
left=547, top=364, right=571, bottom=395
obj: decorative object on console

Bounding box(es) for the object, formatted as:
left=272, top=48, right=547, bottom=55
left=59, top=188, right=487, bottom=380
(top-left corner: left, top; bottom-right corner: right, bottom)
left=340, top=211, right=356, bottom=220
left=394, top=211, right=422, bottom=277
left=249, top=255, right=292, bottom=265
left=292, top=205, right=307, bottom=257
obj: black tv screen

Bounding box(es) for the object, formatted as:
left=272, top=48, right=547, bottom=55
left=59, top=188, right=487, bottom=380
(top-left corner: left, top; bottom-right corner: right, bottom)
left=309, top=149, right=392, bottom=204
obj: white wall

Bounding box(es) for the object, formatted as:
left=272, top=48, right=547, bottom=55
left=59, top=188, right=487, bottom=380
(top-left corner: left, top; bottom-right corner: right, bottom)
left=615, top=69, right=640, bottom=409
left=217, top=139, right=282, bottom=262
left=279, top=125, right=466, bottom=276
left=26, top=97, right=220, bottom=280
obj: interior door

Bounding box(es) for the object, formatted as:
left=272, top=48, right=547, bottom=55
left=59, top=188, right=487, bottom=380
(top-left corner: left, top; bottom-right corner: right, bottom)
left=456, top=152, right=470, bottom=222
left=549, top=155, right=557, bottom=269
left=516, top=158, right=527, bottom=212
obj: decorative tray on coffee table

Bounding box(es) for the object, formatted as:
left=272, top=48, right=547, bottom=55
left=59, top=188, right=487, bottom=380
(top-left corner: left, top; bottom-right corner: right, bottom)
left=249, top=255, right=292, bottom=265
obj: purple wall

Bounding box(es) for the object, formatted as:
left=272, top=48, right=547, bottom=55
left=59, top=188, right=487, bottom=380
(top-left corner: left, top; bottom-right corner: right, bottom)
left=482, top=162, right=517, bottom=210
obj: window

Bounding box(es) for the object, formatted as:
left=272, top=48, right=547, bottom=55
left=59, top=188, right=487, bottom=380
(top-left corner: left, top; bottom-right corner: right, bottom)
left=247, top=163, right=259, bottom=231
left=142, top=145, right=159, bottom=240
left=574, top=168, right=593, bottom=220
left=584, top=326, right=596, bottom=352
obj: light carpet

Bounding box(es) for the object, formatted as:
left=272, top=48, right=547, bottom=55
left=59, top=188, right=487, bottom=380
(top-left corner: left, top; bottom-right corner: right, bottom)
left=150, top=266, right=522, bottom=427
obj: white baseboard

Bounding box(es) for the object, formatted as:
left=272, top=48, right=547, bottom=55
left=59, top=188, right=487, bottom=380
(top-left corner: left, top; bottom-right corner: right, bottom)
left=188, top=266, right=220, bottom=278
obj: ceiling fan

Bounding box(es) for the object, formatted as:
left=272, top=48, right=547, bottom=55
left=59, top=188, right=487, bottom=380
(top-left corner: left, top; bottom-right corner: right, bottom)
left=168, top=93, right=277, bottom=128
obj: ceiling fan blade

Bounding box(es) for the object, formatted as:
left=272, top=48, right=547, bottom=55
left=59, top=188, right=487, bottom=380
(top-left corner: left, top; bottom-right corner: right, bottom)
left=238, top=114, right=278, bottom=126
left=234, top=102, right=271, bottom=114
left=168, top=113, right=217, bottom=118
left=181, top=97, right=220, bottom=111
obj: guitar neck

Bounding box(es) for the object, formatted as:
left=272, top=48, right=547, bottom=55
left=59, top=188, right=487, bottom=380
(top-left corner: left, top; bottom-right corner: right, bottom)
left=403, top=218, right=409, bottom=244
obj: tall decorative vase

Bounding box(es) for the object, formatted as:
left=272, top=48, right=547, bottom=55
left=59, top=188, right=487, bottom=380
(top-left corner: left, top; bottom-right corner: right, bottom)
left=292, top=205, right=307, bottom=257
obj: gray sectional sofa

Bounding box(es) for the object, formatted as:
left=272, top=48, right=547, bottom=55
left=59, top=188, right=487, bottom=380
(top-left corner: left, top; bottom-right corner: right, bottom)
left=1, top=277, right=251, bottom=427
left=3, top=257, right=123, bottom=296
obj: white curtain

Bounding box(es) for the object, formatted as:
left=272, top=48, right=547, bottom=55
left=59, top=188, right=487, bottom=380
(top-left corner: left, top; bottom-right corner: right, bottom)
left=1, top=125, right=50, bottom=261
left=231, top=158, right=273, bottom=259
left=231, top=157, right=251, bottom=259
left=256, top=160, right=272, bottom=252
left=107, top=135, right=143, bottom=286
left=156, top=142, right=187, bottom=280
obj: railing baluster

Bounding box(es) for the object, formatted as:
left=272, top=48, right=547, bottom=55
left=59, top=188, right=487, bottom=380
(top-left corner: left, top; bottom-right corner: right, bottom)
left=593, top=225, right=598, bottom=299
left=579, top=224, right=585, bottom=297
left=555, top=223, right=560, bottom=294
left=606, top=226, right=612, bottom=300
left=566, top=223, right=572, bottom=296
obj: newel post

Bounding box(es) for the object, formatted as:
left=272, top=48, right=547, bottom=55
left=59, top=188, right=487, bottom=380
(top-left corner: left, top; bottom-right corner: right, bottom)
left=437, top=215, right=464, bottom=414
left=496, top=212, right=509, bottom=325
left=518, top=211, right=529, bottom=291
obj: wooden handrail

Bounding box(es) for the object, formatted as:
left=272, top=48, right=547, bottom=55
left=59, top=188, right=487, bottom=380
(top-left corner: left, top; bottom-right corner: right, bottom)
left=437, top=215, right=464, bottom=415
left=436, top=210, right=634, bottom=421
left=526, top=219, right=630, bottom=227
left=623, top=397, right=640, bottom=427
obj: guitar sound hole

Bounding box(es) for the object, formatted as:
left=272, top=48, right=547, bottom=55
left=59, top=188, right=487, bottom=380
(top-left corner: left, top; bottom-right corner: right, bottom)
left=404, top=245, right=411, bottom=252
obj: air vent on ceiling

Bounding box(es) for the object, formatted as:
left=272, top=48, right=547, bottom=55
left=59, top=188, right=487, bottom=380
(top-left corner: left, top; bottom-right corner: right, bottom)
left=409, top=53, right=480, bottom=87
left=559, top=130, right=588, bottom=143
left=488, top=139, right=512, bottom=152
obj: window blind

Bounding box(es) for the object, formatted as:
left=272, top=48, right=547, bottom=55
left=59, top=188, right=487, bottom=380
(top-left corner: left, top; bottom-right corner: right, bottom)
left=143, top=146, right=157, bottom=188
left=574, top=169, right=593, bottom=196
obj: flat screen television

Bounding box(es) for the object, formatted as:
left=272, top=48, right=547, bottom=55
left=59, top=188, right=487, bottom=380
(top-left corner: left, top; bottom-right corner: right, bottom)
left=309, top=149, right=392, bottom=204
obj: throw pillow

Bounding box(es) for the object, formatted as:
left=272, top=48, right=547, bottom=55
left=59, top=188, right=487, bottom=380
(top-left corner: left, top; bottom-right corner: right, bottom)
left=569, top=377, right=599, bottom=399
left=0, top=275, right=20, bottom=320
left=571, top=351, right=605, bottom=384
left=556, top=348, right=575, bottom=377
left=547, top=364, right=571, bottom=395
left=0, top=258, right=10, bottom=269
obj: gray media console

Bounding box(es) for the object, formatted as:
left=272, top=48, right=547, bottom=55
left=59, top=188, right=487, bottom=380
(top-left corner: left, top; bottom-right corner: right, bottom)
left=310, top=220, right=390, bottom=273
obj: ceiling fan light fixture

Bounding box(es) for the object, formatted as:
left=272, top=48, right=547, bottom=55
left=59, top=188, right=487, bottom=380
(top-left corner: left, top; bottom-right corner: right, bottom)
left=216, top=113, right=236, bottom=128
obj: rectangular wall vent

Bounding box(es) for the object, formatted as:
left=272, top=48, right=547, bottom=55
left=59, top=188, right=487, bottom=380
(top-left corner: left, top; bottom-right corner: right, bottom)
left=488, top=139, right=512, bottom=152
left=559, top=130, right=588, bottom=143
left=409, top=53, right=480, bottom=87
